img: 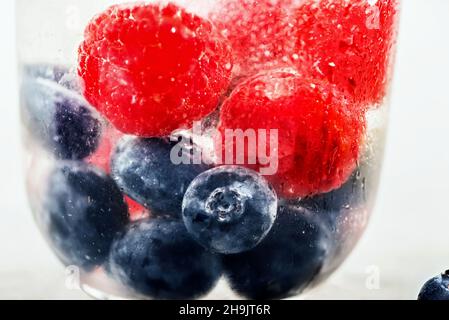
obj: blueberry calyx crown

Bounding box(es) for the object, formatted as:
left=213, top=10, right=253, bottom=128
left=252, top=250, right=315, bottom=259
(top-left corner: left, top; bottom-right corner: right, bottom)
left=205, top=187, right=245, bottom=223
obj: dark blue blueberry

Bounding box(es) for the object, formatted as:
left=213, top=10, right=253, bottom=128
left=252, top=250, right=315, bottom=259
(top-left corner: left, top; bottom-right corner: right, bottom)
left=418, top=271, right=449, bottom=300
left=182, top=166, right=277, bottom=254
left=293, top=164, right=376, bottom=279
left=21, top=67, right=101, bottom=160
left=111, top=137, right=209, bottom=218
left=109, top=218, right=222, bottom=299
left=43, top=162, right=129, bottom=270
left=223, top=204, right=331, bottom=299
left=294, top=167, right=367, bottom=213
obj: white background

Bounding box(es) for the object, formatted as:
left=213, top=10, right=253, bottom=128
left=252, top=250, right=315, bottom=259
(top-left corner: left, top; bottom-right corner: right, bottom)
left=1, top=0, right=449, bottom=299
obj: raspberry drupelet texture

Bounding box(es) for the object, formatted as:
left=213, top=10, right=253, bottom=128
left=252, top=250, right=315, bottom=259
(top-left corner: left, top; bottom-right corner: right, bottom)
left=293, top=0, right=400, bottom=106
left=78, top=3, right=233, bottom=137
left=217, top=69, right=366, bottom=198
left=211, top=0, right=399, bottom=107
left=210, top=0, right=298, bottom=77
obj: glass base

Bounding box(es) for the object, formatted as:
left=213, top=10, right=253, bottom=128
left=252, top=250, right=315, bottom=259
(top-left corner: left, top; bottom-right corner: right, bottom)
left=80, top=270, right=240, bottom=300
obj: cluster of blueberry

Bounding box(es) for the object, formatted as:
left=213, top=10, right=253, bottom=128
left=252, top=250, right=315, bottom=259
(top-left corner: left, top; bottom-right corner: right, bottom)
left=21, top=64, right=371, bottom=299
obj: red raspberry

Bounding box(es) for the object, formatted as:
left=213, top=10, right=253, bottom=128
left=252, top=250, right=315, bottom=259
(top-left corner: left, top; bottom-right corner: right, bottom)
left=217, top=69, right=366, bottom=198
left=294, top=0, right=399, bottom=106
left=78, top=3, right=233, bottom=137
left=211, top=0, right=399, bottom=107
left=210, top=0, right=297, bottom=77
left=125, top=196, right=150, bottom=222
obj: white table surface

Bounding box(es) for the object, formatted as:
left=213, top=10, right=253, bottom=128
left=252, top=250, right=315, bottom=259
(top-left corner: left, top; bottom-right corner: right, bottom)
left=1, top=0, right=449, bottom=300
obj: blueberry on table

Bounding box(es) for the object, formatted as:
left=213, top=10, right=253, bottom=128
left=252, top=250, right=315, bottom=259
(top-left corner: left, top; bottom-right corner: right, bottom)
left=21, top=72, right=101, bottom=160
left=182, top=166, right=277, bottom=254
left=111, top=137, right=209, bottom=218
left=109, top=218, right=222, bottom=299
left=418, top=271, right=449, bottom=300
left=223, top=204, right=331, bottom=300
left=43, top=162, right=129, bottom=270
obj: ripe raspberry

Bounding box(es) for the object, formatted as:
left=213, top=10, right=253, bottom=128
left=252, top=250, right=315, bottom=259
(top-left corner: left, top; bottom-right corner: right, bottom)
left=125, top=196, right=150, bottom=222
left=210, top=0, right=298, bottom=77
left=78, top=3, right=233, bottom=137
left=217, top=69, right=366, bottom=198
left=87, top=126, right=149, bottom=219
left=294, top=0, right=399, bottom=106
left=211, top=0, right=399, bottom=107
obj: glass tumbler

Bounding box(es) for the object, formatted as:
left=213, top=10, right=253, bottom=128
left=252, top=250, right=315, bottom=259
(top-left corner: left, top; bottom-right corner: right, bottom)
left=17, top=0, right=400, bottom=300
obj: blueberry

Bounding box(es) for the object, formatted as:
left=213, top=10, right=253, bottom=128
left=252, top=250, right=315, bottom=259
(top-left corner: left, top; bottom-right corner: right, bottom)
left=23, top=64, right=70, bottom=85
left=182, top=166, right=277, bottom=254
left=109, top=218, right=222, bottom=299
left=293, top=167, right=366, bottom=213
left=43, top=162, right=129, bottom=269
left=418, top=271, right=449, bottom=300
left=223, top=204, right=331, bottom=299
left=293, top=164, right=375, bottom=279
left=111, top=137, right=209, bottom=218
left=21, top=67, right=101, bottom=160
